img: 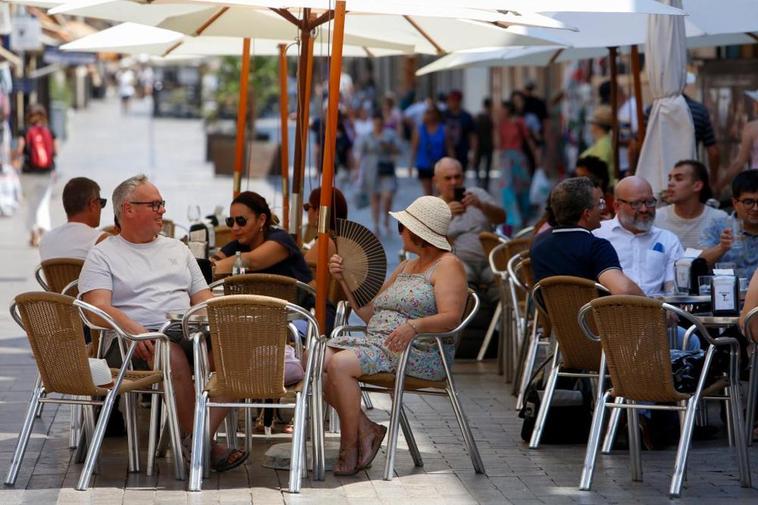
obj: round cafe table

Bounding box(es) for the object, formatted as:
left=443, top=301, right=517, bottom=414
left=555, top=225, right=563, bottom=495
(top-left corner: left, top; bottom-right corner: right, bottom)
left=693, top=315, right=740, bottom=329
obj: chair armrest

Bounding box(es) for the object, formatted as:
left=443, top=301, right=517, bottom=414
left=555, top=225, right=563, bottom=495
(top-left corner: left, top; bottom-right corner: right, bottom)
left=330, top=324, right=367, bottom=339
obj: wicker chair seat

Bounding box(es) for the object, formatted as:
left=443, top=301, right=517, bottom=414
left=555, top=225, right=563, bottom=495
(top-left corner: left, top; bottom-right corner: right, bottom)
left=359, top=373, right=446, bottom=391
left=103, top=369, right=163, bottom=395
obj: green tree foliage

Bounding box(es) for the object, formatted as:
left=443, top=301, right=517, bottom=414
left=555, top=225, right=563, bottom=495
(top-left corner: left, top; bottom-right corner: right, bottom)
left=215, top=55, right=280, bottom=121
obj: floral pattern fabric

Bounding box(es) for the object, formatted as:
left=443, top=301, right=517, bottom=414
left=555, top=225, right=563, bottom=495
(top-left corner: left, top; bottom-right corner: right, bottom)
left=329, top=262, right=454, bottom=381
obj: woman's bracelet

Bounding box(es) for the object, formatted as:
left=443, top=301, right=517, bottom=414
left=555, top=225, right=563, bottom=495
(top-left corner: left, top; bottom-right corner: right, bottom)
left=406, top=319, right=419, bottom=334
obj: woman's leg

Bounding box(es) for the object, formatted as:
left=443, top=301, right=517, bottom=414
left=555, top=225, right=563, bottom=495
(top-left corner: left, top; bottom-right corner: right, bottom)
left=420, top=177, right=433, bottom=196
left=325, top=348, right=364, bottom=473
left=382, top=190, right=393, bottom=231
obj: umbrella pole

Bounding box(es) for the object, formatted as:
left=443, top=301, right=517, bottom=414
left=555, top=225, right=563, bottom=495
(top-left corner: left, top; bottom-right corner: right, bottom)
left=316, top=0, right=346, bottom=333
left=233, top=37, right=251, bottom=197
left=279, top=43, right=290, bottom=230
left=608, top=46, right=620, bottom=182
left=290, top=20, right=315, bottom=242
left=630, top=45, right=646, bottom=162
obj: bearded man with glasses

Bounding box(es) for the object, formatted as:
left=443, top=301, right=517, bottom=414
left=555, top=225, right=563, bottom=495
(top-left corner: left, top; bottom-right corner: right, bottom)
left=593, top=176, right=685, bottom=297
left=79, top=174, right=249, bottom=473
left=700, top=170, right=758, bottom=280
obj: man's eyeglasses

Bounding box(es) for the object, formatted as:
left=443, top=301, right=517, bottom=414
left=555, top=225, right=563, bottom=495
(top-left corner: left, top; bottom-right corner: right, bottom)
left=596, top=198, right=607, bottom=210
left=737, top=198, right=758, bottom=208
left=225, top=216, right=248, bottom=227
left=130, top=200, right=166, bottom=212
left=617, top=198, right=657, bottom=210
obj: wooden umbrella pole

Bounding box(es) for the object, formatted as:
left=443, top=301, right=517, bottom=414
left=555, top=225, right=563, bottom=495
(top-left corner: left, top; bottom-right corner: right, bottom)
left=233, top=37, right=251, bottom=197
left=630, top=45, right=646, bottom=149
left=608, top=46, right=620, bottom=182
left=290, top=12, right=314, bottom=240
left=278, top=43, right=290, bottom=229
left=315, top=0, right=346, bottom=333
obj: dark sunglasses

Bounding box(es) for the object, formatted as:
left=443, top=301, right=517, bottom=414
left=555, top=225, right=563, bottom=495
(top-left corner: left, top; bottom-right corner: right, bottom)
left=303, top=202, right=311, bottom=212
left=130, top=200, right=166, bottom=212
left=96, top=197, right=107, bottom=208
left=225, top=216, right=248, bottom=227
left=397, top=222, right=405, bottom=234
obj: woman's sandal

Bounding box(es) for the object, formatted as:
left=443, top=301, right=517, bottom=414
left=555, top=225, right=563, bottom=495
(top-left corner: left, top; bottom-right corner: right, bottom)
left=357, top=425, right=387, bottom=471
left=212, top=447, right=249, bottom=473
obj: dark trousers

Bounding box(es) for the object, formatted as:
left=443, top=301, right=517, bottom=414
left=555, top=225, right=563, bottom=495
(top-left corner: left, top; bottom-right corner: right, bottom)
left=473, top=149, right=493, bottom=190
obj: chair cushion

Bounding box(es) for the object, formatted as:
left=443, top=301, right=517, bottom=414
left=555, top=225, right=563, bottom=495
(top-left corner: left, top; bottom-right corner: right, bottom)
left=359, top=373, right=446, bottom=391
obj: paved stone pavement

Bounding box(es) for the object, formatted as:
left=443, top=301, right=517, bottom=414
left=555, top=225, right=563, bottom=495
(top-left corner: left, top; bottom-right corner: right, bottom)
left=1, top=97, right=758, bottom=504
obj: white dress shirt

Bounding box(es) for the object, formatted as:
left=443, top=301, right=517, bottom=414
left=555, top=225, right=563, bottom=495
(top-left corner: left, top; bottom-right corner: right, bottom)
left=593, top=217, right=684, bottom=296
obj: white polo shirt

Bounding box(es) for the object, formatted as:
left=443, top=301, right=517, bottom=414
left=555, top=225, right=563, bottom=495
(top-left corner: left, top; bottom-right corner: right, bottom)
left=593, top=217, right=684, bottom=297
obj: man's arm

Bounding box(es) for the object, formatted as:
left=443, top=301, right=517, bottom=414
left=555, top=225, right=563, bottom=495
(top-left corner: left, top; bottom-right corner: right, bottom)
left=191, top=288, right=213, bottom=305
left=699, top=228, right=732, bottom=266
left=461, top=190, right=505, bottom=225
left=598, top=268, right=645, bottom=296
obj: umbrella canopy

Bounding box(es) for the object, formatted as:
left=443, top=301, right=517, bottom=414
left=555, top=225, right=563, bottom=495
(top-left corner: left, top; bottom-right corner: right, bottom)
left=49, top=1, right=573, bottom=54
left=60, top=22, right=411, bottom=57
left=635, top=0, right=695, bottom=195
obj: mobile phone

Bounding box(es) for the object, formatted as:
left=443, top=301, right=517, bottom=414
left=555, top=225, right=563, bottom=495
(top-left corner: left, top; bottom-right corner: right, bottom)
left=454, top=187, right=466, bottom=202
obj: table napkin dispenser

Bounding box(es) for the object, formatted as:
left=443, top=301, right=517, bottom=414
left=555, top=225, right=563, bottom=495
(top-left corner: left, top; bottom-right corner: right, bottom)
left=711, top=275, right=739, bottom=316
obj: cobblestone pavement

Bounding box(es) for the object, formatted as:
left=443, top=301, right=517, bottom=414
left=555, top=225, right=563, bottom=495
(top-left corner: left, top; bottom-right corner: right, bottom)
left=1, top=97, right=758, bottom=504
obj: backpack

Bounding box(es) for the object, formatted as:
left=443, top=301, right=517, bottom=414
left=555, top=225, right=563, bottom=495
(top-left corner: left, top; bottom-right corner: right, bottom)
left=25, top=125, right=54, bottom=171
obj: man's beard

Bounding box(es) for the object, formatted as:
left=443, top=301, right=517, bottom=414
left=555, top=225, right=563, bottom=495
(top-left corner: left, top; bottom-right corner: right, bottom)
left=619, top=212, right=654, bottom=233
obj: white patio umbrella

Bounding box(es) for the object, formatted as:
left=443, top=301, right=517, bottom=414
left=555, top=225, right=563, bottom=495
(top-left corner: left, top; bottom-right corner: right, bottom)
left=60, top=21, right=411, bottom=57
left=635, top=0, right=694, bottom=196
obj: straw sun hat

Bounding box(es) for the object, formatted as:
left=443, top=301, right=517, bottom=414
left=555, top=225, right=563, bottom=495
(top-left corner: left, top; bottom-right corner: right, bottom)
left=389, top=196, right=452, bottom=251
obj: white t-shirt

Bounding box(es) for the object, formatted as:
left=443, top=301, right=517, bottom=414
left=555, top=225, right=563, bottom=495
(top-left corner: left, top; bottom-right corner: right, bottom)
left=593, top=217, right=684, bottom=297
left=654, top=204, right=728, bottom=250
left=79, top=235, right=208, bottom=329
left=447, top=187, right=499, bottom=264
left=39, top=222, right=103, bottom=261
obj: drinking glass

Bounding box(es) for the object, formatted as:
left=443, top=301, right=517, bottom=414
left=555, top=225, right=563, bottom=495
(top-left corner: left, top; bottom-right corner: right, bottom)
left=698, top=275, right=714, bottom=296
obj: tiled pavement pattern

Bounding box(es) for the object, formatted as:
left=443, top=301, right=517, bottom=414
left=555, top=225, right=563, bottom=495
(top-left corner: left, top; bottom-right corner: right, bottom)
left=1, top=97, right=758, bottom=504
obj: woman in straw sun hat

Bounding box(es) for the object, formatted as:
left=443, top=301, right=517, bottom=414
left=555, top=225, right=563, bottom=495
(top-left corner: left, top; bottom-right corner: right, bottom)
left=325, top=195, right=468, bottom=476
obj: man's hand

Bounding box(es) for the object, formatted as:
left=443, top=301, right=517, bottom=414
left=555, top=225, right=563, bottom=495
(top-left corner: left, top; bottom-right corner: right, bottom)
left=461, top=191, right=481, bottom=210
left=135, top=339, right=155, bottom=363
left=448, top=201, right=465, bottom=216
left=718, top=228, right=734, bottom=253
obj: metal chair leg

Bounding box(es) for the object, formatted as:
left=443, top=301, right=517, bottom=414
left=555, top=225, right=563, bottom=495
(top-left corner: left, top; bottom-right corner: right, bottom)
left=224, top=411, right=238, bottom=449
left=4, top=380, right=43, bottom=486
left=188, top=392, right=208, bottom=492
left=529, top=350, right=561, bottom=449
left=123, top=393, right=140, bottom=473
left=244, top=400, right=253, bottom=454
left=288, top=391, right=306, bottom=493
left=725, top=384, right=735, bottom=447
left=727, top=366, right=752, bottom=489
left=361, top=389, right=374, bottom=410
left=601, top=397, right=624, bottom=454
left=439, top=340, right=485, bottom=474
left=383, top=353, right=411, bottom=481
left=76, top=385, right=122, bottom=491
left=627, top=405, right=642, bottom=482
left=516, top=312, right=541, bottom=411
left=746, top=352, right=758, bottom=447
left=69, top=403, right=82, bottom=449
left=670, top=397, right=699, bottom=497
left=399, top=407, right=423, bottom=467
left=579, top=359, right=609, bottom=493
left=161, top=342, right=186, bottom=481
left=146, top=385, right=162, bottom=476
left=477, top=301, right=501, bottom=361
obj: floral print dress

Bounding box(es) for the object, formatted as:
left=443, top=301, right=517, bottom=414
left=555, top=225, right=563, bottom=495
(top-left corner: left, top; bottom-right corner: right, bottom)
left=329, top=260, right=455, bottom=381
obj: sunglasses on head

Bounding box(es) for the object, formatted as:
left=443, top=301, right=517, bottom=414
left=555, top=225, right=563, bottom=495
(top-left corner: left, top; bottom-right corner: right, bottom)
left=225, top=216, right=248, bottom=227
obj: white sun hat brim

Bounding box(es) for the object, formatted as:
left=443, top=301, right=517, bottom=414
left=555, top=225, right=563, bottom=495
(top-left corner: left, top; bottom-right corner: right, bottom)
left=389, top=196, right=452, bottom=251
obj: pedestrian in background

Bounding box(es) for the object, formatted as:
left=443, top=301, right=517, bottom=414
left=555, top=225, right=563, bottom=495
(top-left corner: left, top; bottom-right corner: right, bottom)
left=410, top=106, right=448, bottom=196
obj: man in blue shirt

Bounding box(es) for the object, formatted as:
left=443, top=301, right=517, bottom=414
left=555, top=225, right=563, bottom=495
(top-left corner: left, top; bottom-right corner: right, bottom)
left=700, top=170, right=758, bottom=280
left=531, top=177, right=643, bottom=295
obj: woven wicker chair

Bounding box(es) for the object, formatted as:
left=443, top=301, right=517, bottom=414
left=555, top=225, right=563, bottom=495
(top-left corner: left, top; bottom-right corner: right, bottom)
left=329, top=291, right=485, bottom=481
left=478, top=237, right=531, bottom=378
left=526, top=276, right=608, bottom=448
left=183, top=294, right=321, bottom=493
left=743, top=306, right=758, bottom=446
left=4, top=292, right=184, bottom=491
left=34, top=258, right=84, bottom=296
left=578, top=295, right=751, bottom=497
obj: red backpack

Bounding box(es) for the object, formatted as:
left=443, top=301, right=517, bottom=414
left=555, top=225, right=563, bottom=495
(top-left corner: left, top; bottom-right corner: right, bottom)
left=25, top=125, right=54, bottom=170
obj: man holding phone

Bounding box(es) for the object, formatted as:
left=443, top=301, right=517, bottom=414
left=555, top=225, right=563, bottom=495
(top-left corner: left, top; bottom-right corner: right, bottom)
left=433, top=157, right=506, bottom=295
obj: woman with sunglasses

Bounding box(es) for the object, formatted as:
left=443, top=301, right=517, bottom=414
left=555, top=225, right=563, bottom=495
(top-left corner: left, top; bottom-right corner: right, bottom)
left=211, top=191, right=312, bottom=284
left=302, top=186, right=348, bottom=266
